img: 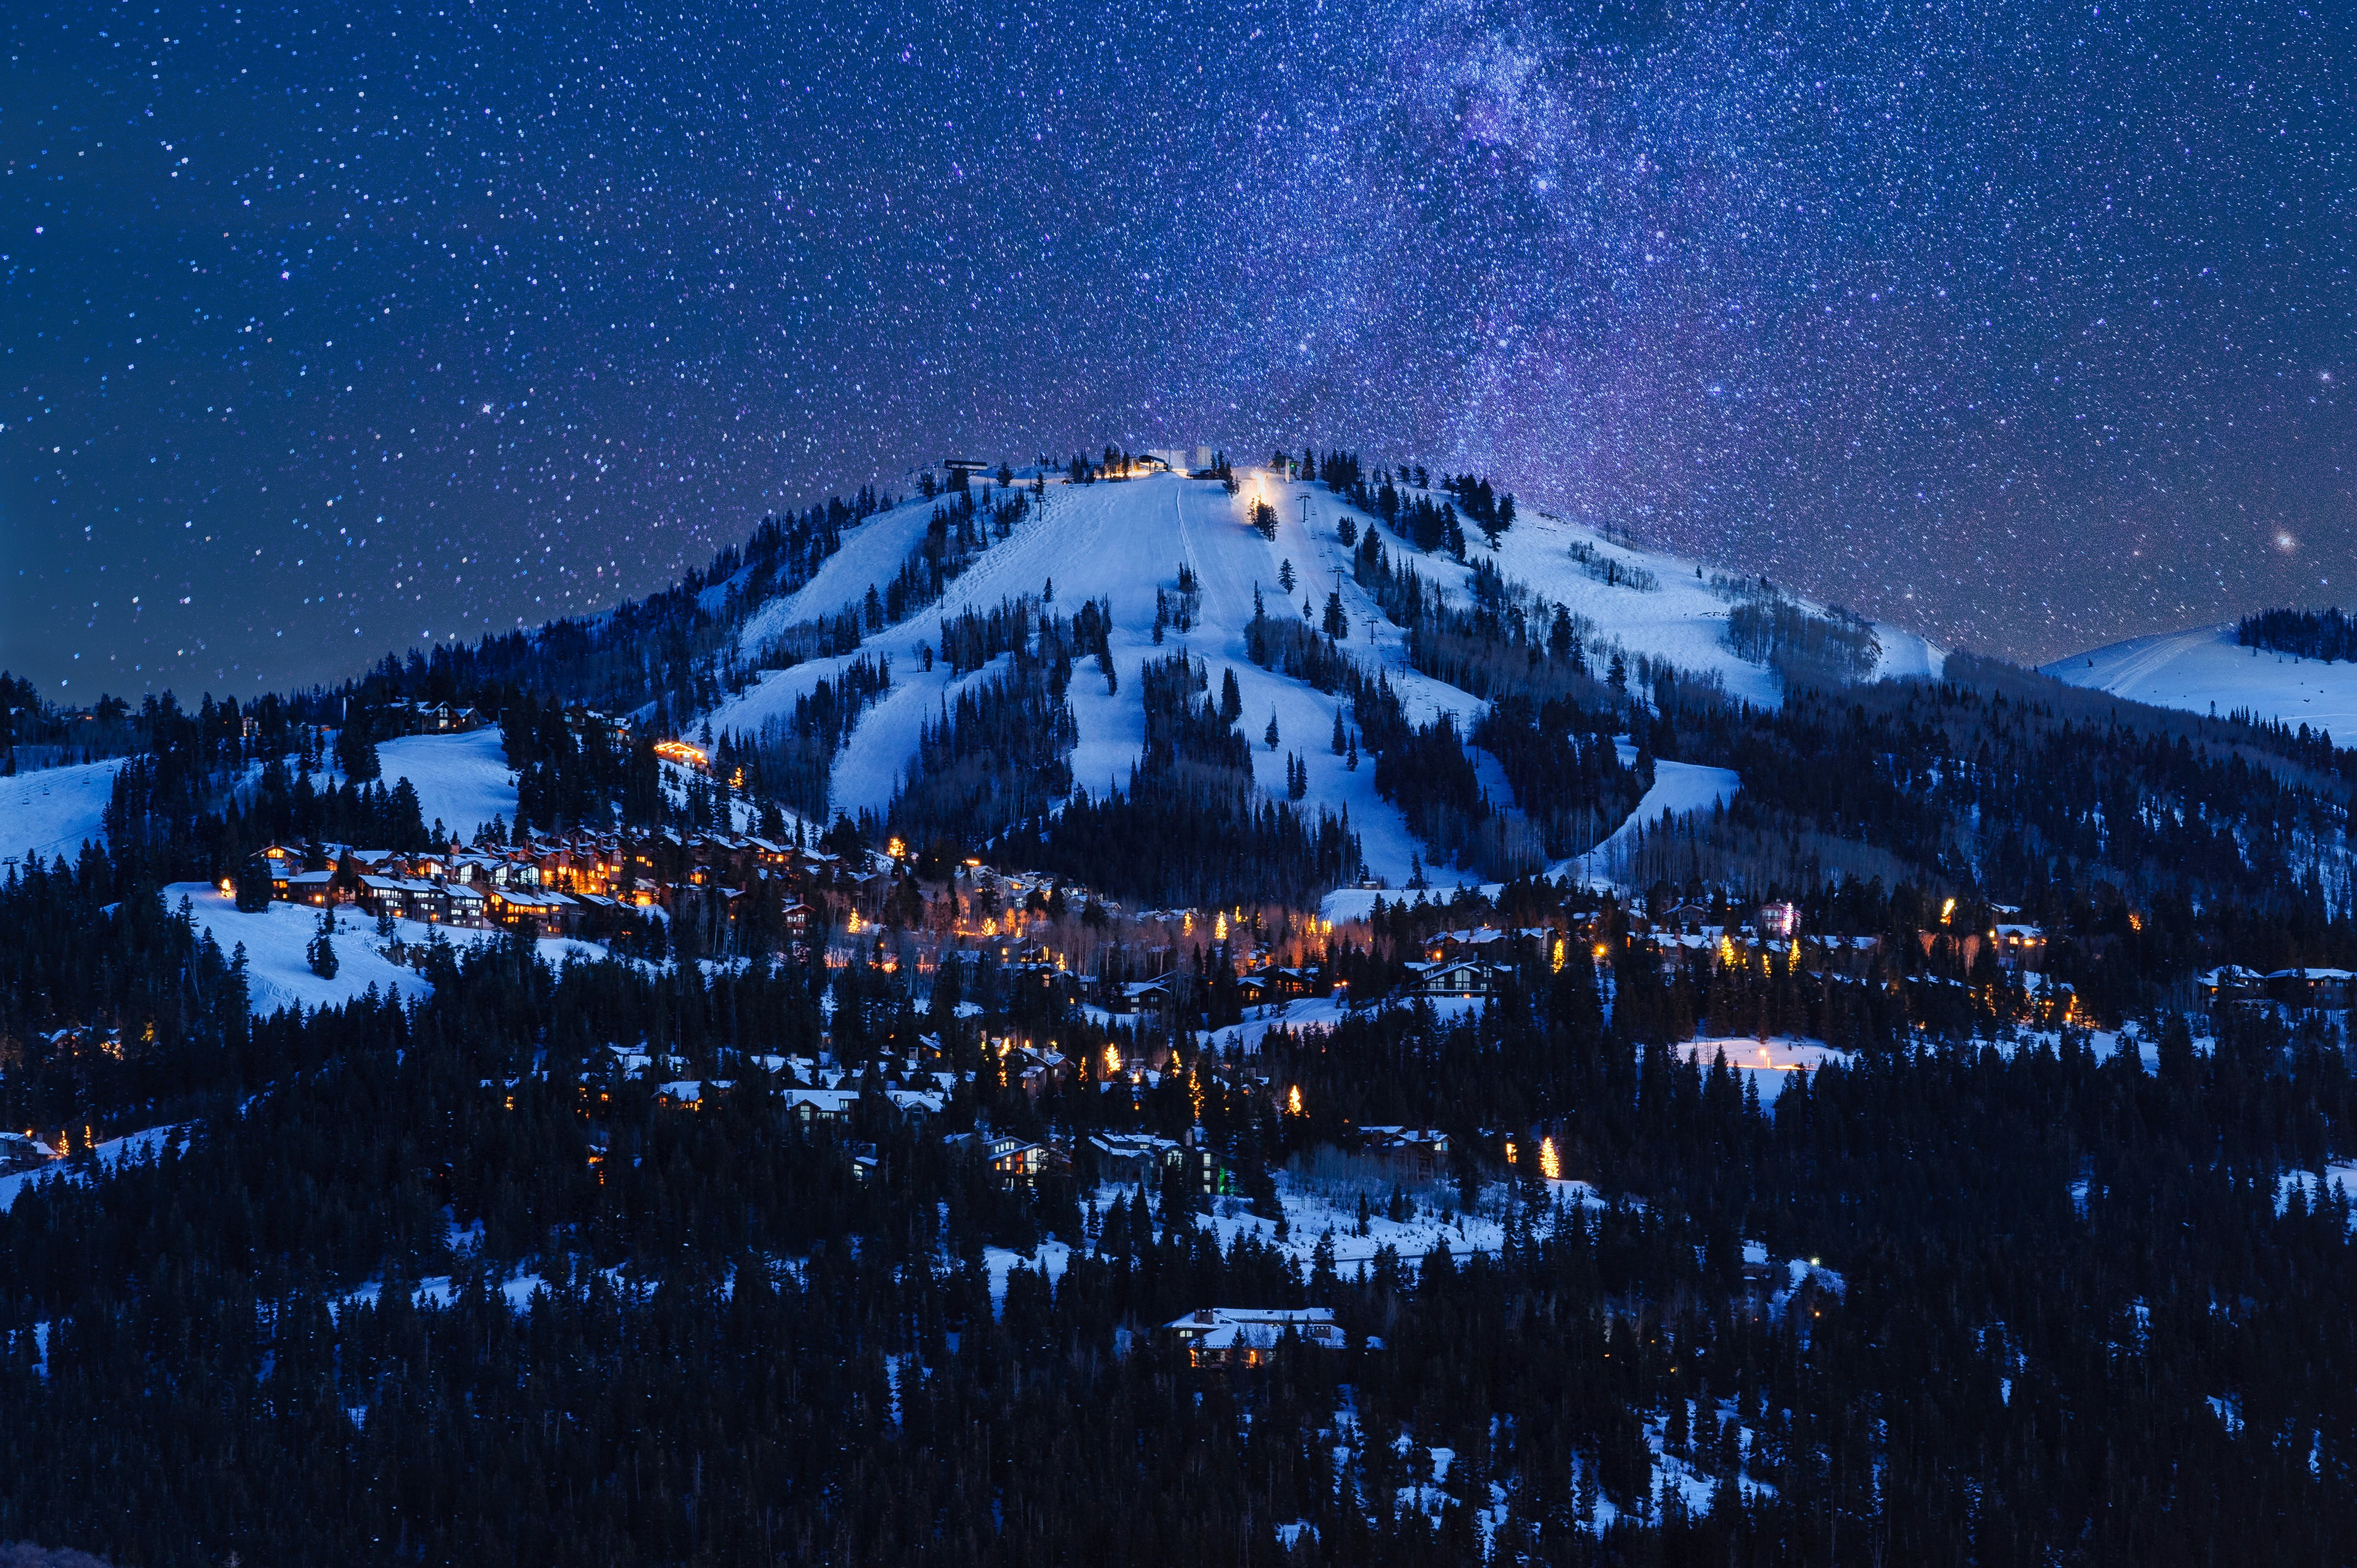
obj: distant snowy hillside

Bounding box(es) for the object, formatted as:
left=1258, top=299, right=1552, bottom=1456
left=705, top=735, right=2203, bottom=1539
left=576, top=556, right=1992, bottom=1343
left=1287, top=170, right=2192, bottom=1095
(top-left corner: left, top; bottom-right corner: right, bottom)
left=165, top=882, right=610, bottom=1015
left=2043, top=622, right=2357, bottom=737
left=701, top=470, right=1938, bottom=890
left=375, top=727, right=519, bottom=841
left=1482, top=512, right=1945, bottom=697
left=0, top=757, right=125, bottom=864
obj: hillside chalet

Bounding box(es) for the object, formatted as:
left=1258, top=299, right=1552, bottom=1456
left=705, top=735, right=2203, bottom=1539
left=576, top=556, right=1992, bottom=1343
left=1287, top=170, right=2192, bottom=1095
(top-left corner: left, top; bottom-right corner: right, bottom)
left=1164, top=1308, right=1343, bottom=1369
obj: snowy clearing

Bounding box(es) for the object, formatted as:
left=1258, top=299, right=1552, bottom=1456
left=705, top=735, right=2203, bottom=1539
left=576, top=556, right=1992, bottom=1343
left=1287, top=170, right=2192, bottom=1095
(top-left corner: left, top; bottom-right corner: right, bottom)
left=1556, top=755, right=1742, bottom=886
left=163, top=881, right=614, bottom=1015
left=1675, top=1038, right=1854, bottom=1105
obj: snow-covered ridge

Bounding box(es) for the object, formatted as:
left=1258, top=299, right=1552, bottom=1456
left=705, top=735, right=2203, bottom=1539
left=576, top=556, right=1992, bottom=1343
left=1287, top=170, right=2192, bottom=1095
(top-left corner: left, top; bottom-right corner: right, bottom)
left=2044, top=620, right=2357, bottom=737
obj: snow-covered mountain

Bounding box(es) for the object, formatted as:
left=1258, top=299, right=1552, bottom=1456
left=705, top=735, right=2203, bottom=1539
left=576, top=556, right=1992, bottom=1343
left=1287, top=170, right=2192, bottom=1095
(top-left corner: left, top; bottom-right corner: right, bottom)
left=0, top=467, right=1947, bottom=897
left=2043, top=622, right=2357, bottom=737
left=703, top=468, right=1941, bottom=887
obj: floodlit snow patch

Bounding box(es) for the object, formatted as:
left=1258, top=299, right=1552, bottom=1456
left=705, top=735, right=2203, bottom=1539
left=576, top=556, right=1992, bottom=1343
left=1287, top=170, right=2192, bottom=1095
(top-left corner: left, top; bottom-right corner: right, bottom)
left=1675, top=1037, right=1853, bottom=1105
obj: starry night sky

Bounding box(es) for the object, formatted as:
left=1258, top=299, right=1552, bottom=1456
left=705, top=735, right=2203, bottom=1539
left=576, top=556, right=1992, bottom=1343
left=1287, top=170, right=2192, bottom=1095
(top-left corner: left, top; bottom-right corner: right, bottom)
left=4, top=0, right=2352, bottom=698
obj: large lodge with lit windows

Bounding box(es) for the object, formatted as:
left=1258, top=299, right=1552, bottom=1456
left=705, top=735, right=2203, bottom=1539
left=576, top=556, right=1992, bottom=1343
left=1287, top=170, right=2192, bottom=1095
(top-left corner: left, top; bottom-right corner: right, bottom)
left=246, top=828, right=811, bottom=940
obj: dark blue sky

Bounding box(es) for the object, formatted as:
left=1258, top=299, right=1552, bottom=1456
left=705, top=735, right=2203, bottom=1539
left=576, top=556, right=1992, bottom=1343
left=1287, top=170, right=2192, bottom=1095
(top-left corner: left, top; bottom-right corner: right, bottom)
left=5, top=0, right=2352, bottom=698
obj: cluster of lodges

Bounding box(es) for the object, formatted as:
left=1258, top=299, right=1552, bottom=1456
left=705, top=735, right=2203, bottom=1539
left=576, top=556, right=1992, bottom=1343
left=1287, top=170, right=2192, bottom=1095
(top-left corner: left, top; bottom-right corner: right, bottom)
left=1400, top=927, right=1561, bottom=1000
left=247, top=828, right=822, bottom=940
left=366, top=698, right=635, bottom=746
left=2200, top=965, right=2356, bottom=1012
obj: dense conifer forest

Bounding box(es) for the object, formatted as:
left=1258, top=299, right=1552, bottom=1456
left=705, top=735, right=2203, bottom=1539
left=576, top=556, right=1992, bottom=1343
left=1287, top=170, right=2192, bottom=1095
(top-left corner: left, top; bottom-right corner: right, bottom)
left=6, top=841, right=2357, bottom=1565
left=2240, top=606, right=2357, bottom=667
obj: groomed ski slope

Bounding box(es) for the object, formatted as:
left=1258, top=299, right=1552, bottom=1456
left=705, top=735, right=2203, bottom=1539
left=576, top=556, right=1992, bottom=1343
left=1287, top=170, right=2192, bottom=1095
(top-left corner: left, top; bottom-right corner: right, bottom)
left=0, top=757, right=126, bottom=864
left=703, top=470, right=1940, bottom=888
left=2043, top=622, right=2357, bottom=739
left=375, top=727, right=519, bottom=842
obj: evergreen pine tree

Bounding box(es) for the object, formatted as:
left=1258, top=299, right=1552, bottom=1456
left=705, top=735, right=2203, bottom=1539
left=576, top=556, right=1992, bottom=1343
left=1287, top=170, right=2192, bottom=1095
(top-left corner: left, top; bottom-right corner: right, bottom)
left=306, top=910, right=339, bottom=979
left=1323, top=591, right=1349, bottom=640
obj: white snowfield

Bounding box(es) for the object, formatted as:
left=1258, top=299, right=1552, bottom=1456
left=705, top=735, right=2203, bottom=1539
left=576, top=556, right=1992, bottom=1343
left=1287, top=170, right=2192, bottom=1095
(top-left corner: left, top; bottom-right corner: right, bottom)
left=1553, top=750, right=1740, bottom=886
left=702, top=471, right=1938, bottom=889
left=375, top=726, right=519, bottom=842
left=2043, top=621, right=2357, bottom=739
left=0, top=757, right=126, bottom=865
left=162, top=881, right=611, bottom=1016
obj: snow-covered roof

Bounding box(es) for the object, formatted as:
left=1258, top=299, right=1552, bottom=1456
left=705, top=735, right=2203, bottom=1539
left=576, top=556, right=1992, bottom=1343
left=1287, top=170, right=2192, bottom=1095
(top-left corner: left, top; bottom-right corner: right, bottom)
left=1164, top=1307, right=1342, bottom=1350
